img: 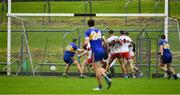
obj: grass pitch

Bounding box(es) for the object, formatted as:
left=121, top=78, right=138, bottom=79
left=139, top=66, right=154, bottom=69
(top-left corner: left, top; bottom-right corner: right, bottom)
left=0, top=1, right=180, bottom=94
left=0, top=76, right=180, bottom=94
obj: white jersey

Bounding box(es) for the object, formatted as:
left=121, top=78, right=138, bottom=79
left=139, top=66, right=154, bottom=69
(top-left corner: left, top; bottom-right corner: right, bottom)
left=107, top=35, right=121, bottom=54
left=119, top=35, right=132, bottom=53
left=86, top=43, right=92, bottom=58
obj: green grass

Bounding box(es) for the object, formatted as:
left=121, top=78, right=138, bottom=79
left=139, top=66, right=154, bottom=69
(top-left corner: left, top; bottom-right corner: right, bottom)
left=0, top=76, right=180, bottom=94
left=0, top=1, right=180, bottom=94
left=0, top=0, right=180, bottom=19
left=0, top=32, right=6, bottom=49
left=8, top=0, right=180, bottom=17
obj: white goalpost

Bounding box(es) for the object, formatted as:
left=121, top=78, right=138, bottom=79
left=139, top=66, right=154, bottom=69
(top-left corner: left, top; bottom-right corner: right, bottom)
left=7, top=0, right=169, bottom=76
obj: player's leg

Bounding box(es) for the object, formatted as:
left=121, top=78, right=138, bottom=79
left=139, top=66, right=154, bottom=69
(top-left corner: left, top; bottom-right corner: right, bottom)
left=119, top=52, right=129, bottom=78
left=159, top=55, right=168, bottom=72
left=63, top=64, right=71, bottom=78
left=93, top=49, right=112, bottom=90
left=132, top=55, right=141, bottom=73
left=166, top=55, right=178, bottom=80
left=133, top=64, right=143, bottom=77
left=159, top=56, right=173, bottom=79
left=92, top=62, right=103, bottom=90
left=63, top=56, right=72, bottom=78
left=109, top=59, right=116, bottom=77
left=127, top=58, right=136, bottom=78
left=133, top=65, right=140, bottom=72
left=101, top=60, right=107, bottom=69
left=100, top=67, right=112, bottom=89
left=106, top=55, right=114, bottom=71
left=159, top=63, right=167, bottom=71
left=118, top=58, right=128, bottom=78
left=73, top=60, right=87, bottom=78
left=101, top=58, right=113, bottom=79
left=166, top=64, right=178, bottom=80
left=159, top=63, right=172, bottom=79
left=81, top=59, right=87, bottom=74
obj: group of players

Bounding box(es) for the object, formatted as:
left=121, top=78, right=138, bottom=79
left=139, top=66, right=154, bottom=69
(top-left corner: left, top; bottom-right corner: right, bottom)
left=62, top=19, right=178, bottom=90
left=62, top=19, right=142, bottom=90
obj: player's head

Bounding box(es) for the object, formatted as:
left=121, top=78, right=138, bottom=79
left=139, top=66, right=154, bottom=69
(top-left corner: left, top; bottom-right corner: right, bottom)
left=161, top=35, right=166, bottom=39
left=87, top=19, right=95, bottom=27
left=125, top=31, right=129, bottom=36
left=72, top=38, right=77, bottom=43
left=108, top=30, right=114, bottom=34
left=120, top=30, right=125, bottom=35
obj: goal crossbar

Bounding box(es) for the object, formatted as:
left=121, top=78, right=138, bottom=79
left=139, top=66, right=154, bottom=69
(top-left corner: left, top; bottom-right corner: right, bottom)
left=8, top=13, right=166, bottom=17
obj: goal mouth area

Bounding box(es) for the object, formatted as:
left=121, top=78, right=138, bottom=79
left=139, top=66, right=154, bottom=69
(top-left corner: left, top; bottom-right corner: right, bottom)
left=5, top=0, right=170, bottom=76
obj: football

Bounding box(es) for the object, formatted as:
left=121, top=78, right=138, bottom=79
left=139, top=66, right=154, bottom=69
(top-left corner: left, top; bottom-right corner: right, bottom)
left=50, top=66, right=56, bottom=71
left=177, top=73, right=180, bottom=78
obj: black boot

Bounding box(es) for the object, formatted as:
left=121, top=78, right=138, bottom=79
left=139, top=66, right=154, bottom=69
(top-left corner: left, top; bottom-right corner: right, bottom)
left=166, top=70, right=171, bottom=79
left=173, top=74, right=178, bottom=80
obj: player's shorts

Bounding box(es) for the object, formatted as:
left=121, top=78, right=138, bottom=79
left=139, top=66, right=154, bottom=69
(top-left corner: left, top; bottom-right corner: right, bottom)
left=161, top=54, right=172, bottom=64
left=63, top=56, right=74, bottom=64
left=92, top=48, right=105, bottom=62
left=120, top=52, right=130, bottom=59
left=110, top=53, right=122, bottom=60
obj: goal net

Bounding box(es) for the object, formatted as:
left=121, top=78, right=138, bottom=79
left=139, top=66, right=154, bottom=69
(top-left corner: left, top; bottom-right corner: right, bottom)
left=3, top=0, right=180, bottom=77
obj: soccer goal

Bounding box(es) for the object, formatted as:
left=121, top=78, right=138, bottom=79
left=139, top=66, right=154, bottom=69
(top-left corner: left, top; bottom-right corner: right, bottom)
left=6, top=0, right=179, bottom=76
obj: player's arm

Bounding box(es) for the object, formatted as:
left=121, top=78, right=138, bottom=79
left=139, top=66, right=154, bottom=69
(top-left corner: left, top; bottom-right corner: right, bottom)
left=105, top=39, right=110, bottom=53
left=77, top=50, right=87, bottom=57
left=129, top=41, right=134, bottom=47
left=102, top=35, right=108, bottom=45
left=83, top=38, right=89, bottom=48
left=77, top=48, right=85, bottom=52
left=115, top=37, right=123, bottom=45
left=81, top=35, right=90, bottom=57
left=126, top=36, right=133, bottom=47
left=158, top=41, right=164, bottom=56
left=159, top=45, right=163, bottom=56
left=131, top=41, right=136, bottom=52
left=116, top=39, right=123, bottom=45
left=83, top=31, right=90, bottom=47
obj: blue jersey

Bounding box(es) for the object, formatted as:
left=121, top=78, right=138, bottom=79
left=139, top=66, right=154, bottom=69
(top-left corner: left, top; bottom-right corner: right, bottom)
left=64, top=42, right=78, bottom=57
left=159, top=39, right=172, bottom=63
left=85, top=27, right=103, bottom=51
left=85, top=27, right=105, bottom=62
left=159, top=39, right=171, bottom=55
